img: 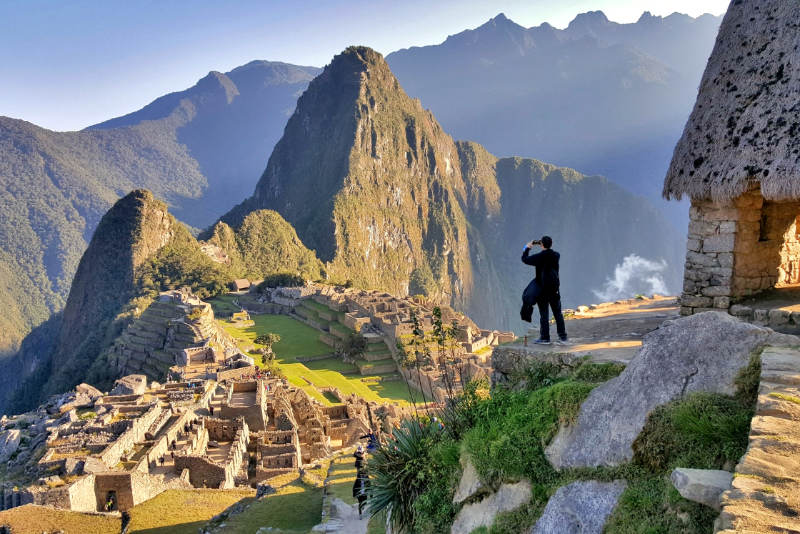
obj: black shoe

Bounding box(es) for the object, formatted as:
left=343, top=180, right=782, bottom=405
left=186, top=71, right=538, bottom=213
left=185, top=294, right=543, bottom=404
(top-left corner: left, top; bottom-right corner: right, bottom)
left=534, top=338, right=551, bottom=345
left=556, top=337, right=569, bottom=345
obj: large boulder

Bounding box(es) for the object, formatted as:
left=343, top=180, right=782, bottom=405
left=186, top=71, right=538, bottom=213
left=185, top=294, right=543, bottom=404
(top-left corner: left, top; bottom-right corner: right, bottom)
left=670, top=468, right=732, bottom=510
left=75, top=383, right=102, bottom=398
left=450, top=480, right=531, bottom=534
left=452, top=457, right=485, bottom=505
left=110, top=374, right=148, bottom=396
left=546, top=312, right=795, bottom=468
left=0, top=429, right=21, bottom=462
left=530, top=480, right=627, bottom=534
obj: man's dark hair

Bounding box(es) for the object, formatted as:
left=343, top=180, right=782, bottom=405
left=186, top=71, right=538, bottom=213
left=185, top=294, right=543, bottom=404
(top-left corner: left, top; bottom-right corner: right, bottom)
left=542, top=236, right=553, bottom=249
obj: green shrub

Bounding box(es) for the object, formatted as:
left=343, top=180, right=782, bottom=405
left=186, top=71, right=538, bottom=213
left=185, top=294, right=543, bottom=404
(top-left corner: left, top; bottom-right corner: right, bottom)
left=632, top=392, right=752, bottom=473
left=367, top=419, right=446, bottom=532
left=258, top=273, right=305, bottom=289
left=463, top=381, right=593, bottom=486
left=572, top=361, right=625, bottom=383
left=604, top=475, right=718, bottom=534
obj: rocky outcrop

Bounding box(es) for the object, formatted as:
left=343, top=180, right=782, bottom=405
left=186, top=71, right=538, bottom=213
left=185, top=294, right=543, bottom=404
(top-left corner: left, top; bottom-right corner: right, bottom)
left=670, top=468, right=731, bottom=510
left=452, top=457, right=485, bottom=505
left=110, top=375, right=148, bottom=396
left=546, top=312, right=797, bottom=468
left=530, top=480, right=626, bottom=534
left=450, top=480, right=531, bottom=534
left=0, top=429, right=21, bottom=462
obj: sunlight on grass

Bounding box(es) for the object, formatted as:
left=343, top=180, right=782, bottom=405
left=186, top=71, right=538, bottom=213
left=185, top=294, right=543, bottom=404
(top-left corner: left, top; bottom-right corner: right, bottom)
left=0, top=505, right=120, bottom=534
left=128, top=489, right=254, bottom=534
left=218, top=314, right=412, bottom=405
left=220, top=480, right=323, bottom=533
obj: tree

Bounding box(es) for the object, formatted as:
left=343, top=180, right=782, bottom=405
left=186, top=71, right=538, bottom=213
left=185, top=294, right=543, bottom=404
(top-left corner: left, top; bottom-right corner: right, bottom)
left=343, top=333, right=367, bottom=360
left=255, top=333, right=281, bottom=351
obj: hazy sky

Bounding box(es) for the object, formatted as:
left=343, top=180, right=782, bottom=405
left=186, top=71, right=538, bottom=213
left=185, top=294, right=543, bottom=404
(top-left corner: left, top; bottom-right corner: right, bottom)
left=0, top=0, right=729, bottom=131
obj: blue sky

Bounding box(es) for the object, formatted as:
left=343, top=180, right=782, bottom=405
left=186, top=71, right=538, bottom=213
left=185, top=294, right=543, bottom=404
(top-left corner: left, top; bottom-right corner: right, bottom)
left=0, top=0, right=728, bottom=131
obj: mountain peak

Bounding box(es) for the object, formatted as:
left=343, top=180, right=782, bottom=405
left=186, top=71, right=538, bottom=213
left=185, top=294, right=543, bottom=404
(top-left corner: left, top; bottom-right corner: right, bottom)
left=196, top=70, right=239, bottom=103
left=567, top=10, right=611, bottom=31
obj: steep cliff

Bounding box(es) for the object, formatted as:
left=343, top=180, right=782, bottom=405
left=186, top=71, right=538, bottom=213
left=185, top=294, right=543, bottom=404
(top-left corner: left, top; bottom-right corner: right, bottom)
left=220, top=47, right=682, bottom=330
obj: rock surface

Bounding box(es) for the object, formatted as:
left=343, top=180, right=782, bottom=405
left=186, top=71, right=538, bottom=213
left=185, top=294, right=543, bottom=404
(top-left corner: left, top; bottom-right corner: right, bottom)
left=716, top=346, right=800, bottom=532
left=0, top=429, right=21, bottom=462
left=110, top=374, right=148, bottom=396
left=452, top=457, right=484, bottom=504
left=546, top=312, right=796, bottom=468
left=670, top=468, right=732, bottom=510
left=450, top=480, right=531, bottom=534
left=530, top=480, right=626, bottom=534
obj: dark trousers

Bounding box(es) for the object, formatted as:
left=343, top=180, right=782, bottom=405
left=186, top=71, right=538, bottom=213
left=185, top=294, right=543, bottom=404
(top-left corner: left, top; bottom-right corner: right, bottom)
left=537, top=291, right=567, bottom=341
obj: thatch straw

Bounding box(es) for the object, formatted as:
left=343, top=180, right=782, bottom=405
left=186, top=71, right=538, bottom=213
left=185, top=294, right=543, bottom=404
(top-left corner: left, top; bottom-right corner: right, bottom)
left=663, top=0, right=800, bottom=202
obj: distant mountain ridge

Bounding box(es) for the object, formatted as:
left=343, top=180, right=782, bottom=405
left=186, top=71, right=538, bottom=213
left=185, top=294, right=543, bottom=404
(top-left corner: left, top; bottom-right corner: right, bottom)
left=385, top=10, right=723, bottom=224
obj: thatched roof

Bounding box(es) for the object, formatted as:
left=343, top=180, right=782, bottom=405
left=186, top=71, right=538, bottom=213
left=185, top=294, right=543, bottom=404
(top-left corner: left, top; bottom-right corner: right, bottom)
left=663, top=0, right=800, bottom=201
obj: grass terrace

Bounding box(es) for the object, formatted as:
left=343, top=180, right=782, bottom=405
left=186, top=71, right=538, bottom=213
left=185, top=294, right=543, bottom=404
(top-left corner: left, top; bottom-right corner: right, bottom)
left=0, top=505, right=121, bottom=534
left=128, top=488, right=254, bottom=534
left=207, top=294, right=242, bottom=318
left=217, top=477, right=324, bottom=533
left=218, top=313, right=411, bottom=406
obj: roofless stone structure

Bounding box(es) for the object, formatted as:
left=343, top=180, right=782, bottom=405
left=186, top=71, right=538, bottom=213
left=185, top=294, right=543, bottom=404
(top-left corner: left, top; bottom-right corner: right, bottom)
left=664, top=0, right=800, bottom=317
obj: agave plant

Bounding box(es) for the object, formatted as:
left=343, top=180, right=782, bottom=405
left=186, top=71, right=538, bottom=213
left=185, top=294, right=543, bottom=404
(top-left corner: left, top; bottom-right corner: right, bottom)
left=367, top=417, right=438, bottom=532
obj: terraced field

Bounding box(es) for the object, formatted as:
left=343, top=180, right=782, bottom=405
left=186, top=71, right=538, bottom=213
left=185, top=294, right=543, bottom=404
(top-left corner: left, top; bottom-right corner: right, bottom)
left=217, top=313, right=412, bottom=406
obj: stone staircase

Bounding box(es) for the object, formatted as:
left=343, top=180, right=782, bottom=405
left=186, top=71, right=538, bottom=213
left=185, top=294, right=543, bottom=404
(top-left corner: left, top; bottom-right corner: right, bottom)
left=715, top=346, right=800, bottom=532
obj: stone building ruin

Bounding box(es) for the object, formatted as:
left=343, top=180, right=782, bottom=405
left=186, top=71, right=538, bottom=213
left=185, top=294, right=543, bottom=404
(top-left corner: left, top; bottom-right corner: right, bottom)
left=664, top=0, right=800, bottom=327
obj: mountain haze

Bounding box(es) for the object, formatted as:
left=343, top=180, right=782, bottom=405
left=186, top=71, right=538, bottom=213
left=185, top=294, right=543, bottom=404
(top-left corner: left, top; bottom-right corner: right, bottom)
left=0, top=62, right=317, bottom=355
left=386, top=11, right=723, bottom=224
left=220, top=46, right=683, bottom=329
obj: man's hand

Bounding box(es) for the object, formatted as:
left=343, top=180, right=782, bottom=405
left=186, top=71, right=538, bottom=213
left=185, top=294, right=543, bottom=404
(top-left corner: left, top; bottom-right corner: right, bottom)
left=526, top=241, right=536, bottom=249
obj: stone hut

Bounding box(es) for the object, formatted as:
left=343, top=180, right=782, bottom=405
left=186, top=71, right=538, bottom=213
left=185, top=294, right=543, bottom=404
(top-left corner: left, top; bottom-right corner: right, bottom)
left=663, top=0, right=800, bottom=316
left=230, top=279, right=251, bottom=292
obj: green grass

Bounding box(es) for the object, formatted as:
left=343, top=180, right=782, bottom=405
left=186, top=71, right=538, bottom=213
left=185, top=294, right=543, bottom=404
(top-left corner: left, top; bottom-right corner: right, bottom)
left=327, top=453, right=360, bottom=505
left=207, top=294, right=242, bottom=318
left=219, top=314, right=412, bottom=406
left=128, top=489, right=254, bottom=534
left=220, top=480, right=323, bottom=533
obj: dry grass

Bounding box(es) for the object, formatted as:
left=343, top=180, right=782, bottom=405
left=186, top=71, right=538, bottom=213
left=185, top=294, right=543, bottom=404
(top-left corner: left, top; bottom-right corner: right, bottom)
left=0, top=504, right=120, bottom=534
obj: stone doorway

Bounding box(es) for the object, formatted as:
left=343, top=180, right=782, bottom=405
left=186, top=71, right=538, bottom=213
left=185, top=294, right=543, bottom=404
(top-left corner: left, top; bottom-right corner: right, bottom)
left=732, top=193, right=800, bottom=297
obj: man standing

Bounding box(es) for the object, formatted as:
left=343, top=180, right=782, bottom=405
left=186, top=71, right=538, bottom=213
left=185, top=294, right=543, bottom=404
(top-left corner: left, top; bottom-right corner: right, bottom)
left=522, top=236, right=567, bottom=344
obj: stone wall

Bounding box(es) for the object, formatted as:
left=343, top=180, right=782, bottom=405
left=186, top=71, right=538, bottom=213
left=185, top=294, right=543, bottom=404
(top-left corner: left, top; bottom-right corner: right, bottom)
left=94, top=472, right=134, bottom=511
left=715, top=346, right=800, bottom=531
left=99, top=404, right=162, bottom=467
left=681, top=189, right=800, bottom=315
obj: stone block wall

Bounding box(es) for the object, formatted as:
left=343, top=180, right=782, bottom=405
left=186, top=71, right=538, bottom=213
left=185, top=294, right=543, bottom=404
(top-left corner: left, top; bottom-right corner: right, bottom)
left=99, top=404, right=162, bottom=467
left=681, top=189, right=800, bottom=315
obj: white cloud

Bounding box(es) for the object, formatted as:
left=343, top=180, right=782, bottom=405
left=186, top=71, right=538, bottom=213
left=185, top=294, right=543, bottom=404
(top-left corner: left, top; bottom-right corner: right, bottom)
left=592, top=254, right=668, bottom=302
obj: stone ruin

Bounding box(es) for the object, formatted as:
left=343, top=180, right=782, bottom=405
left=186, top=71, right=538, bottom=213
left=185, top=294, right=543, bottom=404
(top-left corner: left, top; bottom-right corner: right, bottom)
left=107, top=288, right=238, bottom=382
left=261, top=283, right=513, bottom=403
left=0, top=369, right=401, bottom=515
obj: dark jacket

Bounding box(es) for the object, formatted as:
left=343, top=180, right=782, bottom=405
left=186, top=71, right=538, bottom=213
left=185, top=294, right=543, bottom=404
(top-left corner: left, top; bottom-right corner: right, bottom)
left=522, top=247, right=560, bottom=291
